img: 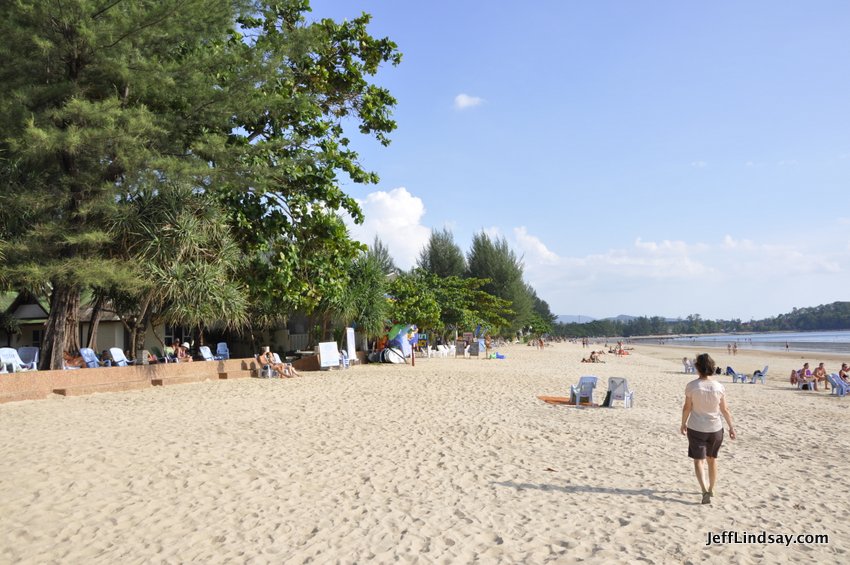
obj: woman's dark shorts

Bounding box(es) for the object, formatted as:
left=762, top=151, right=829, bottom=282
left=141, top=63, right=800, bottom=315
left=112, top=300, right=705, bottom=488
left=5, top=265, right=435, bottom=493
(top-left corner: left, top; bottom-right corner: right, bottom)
left=687, top=428, right=724, bottom=459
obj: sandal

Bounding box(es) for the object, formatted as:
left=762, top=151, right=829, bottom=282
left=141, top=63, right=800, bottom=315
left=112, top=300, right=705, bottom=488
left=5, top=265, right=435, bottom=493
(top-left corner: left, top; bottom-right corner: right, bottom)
left=701, top=491, right=711, bottom=504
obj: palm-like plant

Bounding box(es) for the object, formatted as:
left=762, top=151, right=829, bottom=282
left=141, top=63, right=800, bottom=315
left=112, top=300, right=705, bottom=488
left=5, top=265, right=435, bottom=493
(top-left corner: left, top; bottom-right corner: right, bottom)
left=110, top=181, right=247, bottom=351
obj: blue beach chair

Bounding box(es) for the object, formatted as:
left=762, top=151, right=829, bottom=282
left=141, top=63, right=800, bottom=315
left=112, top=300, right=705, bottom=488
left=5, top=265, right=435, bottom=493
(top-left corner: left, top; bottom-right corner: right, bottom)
left=750, top=366, right=768, bottom=384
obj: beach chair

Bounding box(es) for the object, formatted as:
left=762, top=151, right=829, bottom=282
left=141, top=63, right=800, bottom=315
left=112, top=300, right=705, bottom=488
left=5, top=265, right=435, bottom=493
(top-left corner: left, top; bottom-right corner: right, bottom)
left=0, top=348, right=31, bottom=372
left=216, top=342, right=230, bottom=360
left=254, top=354, right=277, bottom=378
left=750, top=366, right=768, bottom=384
left=683, top=358, right=696, bottom=374
left=726, top=366, right=748, bottom=383
left=79, top=348, right=103, bottom=368
left=340, top=350, right=350, bottom=369
left=17, top=347, right=39, bottom=371
left=797, top=378, right=815, bottom=391
left=570, top=375, right=598, bottom=405
left=605, top=377, right=635, bottom=408
left=109, top=347, right=133, bottom=367
left=198, top=346, right=215, bottom=361
left=827, top=373, right=849, bottom=397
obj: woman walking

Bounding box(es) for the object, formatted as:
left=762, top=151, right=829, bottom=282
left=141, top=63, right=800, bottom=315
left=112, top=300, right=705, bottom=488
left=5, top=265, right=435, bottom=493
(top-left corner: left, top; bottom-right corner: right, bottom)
left=680, top=353, right=736, bottom=504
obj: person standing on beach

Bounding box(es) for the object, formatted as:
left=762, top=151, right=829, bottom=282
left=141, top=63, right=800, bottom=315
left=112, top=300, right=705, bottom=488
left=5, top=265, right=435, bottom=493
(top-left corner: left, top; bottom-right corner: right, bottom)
left=680, top=353, right=736, bottom=505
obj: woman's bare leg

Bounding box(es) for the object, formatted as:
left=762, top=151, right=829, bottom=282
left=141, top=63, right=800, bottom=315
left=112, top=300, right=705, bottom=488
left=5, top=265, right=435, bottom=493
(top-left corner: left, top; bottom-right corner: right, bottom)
left=707, top=457, right=718, bottom=495
left=693, top=459, right=708, bottom=493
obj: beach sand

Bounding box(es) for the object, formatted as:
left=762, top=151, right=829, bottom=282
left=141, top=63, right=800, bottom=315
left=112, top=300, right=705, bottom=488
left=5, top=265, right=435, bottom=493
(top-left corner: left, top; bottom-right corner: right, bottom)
left=1, top=343, right=848, bottom=563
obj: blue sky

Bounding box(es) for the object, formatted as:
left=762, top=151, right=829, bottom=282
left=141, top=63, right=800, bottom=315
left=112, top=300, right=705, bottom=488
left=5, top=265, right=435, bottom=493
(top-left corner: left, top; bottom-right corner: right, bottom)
left=311, top=1, right=850, bottom=321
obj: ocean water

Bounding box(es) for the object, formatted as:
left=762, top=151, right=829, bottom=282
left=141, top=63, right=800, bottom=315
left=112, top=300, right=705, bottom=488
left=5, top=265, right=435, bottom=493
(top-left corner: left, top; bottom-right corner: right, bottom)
left=632, top=330, right=850, bottom=355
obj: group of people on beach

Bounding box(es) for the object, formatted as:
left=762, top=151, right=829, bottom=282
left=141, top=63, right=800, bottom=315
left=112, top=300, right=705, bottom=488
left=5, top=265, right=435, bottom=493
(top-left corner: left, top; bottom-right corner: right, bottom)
left=790, top=361, right=849, bottom=390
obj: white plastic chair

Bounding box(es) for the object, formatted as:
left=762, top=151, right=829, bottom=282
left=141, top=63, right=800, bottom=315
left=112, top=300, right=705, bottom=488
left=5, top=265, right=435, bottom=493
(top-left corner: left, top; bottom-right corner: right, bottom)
left=198, top=346, right=215, bottom=361
left=18, top=347, right=39, bottom=371
left=570, top=375, right=598, bottom=405
left=606, top=377, right=635, bottom=408
left=827, top=373, right=848, bottom=397
left=0, top=348, right=31, bottom=372
left=109, top=347, right=133, bottom=367
left=216, top=342, right=230, bottom=360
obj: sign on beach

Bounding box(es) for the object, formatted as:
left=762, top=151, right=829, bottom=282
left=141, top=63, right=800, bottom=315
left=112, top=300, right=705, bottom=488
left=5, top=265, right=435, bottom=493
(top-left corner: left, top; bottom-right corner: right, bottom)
left=318, top=341, right=340, bottom=369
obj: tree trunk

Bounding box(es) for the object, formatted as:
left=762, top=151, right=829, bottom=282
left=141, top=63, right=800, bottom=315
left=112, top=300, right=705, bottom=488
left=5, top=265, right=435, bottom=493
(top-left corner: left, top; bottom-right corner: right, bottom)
left=42, top=283, right=81, bottom=370
left=86, top=293, right=105, bottom=350
left=133, top=303, right=153, bottom=359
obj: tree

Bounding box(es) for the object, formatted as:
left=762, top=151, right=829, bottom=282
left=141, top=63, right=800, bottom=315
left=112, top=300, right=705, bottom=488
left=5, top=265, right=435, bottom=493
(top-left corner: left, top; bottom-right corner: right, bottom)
left=466, top=232, right=533, bottom=333
left=109, top=182, right=247, bottom=353
left=0, top=1, right=400, bottom=367
left=368, top=236, right=397, bottom=275
left=417, top=228, right=466, bottom=277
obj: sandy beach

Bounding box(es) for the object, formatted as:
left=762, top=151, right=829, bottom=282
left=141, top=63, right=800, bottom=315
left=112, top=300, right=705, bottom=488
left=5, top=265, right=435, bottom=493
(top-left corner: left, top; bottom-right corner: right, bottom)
left=1, top=343, right=848, bottom=564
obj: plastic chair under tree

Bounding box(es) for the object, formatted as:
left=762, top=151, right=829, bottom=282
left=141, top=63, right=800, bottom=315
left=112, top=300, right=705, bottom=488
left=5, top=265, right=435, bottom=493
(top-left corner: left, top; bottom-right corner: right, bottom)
left=216, top=342, right=230, bottom=360
left=109, top=347, right=133, bottom=367
left=17, top=347, right=39, bottom=371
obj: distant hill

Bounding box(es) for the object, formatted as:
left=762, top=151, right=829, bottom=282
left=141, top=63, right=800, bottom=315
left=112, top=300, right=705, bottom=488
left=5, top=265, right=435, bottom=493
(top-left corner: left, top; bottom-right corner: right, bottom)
left=605, top=314, right=636, bottom=323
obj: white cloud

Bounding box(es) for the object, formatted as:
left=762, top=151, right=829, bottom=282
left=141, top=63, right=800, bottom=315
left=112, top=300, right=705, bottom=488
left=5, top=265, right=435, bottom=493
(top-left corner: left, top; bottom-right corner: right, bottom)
left=453, top=93, right=484, bottom=110
left=690, top=161, right=707, bottom=168
left=344, top=187, right=431, bottom=270
left=481, top=226, right=502, bottom=240
left=505, top=228, right=849, bottom=319
left=513, top=226, right=558, bottom=264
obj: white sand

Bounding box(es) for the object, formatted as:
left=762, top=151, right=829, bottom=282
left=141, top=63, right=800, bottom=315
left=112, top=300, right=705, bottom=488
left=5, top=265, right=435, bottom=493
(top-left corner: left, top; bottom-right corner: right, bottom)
left=1, top=343, right=848, bottom=563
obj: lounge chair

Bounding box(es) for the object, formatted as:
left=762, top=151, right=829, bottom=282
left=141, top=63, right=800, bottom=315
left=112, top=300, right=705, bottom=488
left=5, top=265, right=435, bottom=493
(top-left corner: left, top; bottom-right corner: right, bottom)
left=750, top=366, right=768, bottom=384
left=683, top=358, right=696, bottom=374
left=79, top=348, right=104, bottom=368
left=0, top=348, right=31, bottom=372
left=570, top=375, right=598, bottom=405
left=797, top=378, right=816, bottom=391
left=605, top=377, right=635, bottom=408
left=340, top=350, right=350, bottom=369
left=216, top=342, right=230, bottom=360
left=109, top=347, right=133, bottom=367
left=17, top=347, right=39, bottom=371
left=255, top=354, right=277, bottom=378
left=827, top=373, right=849, bottom=397
left=198, top=346, right=216, bottom=361
left=726, top=366, right=748, bottom=383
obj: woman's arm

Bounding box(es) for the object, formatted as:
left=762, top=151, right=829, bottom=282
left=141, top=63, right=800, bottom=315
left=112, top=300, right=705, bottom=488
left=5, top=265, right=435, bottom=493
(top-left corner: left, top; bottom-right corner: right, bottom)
left=719, top=396, right=736, bottom=439
left=680, top=396, right=692, bottom=435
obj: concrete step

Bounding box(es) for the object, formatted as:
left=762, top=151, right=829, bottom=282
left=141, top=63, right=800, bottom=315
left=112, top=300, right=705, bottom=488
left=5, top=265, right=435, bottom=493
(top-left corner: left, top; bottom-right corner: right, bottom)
left=217, top=370, right=255, bottom=380
left=53, top=379, right=151, bottom=397
left=151, top=374, right=219, bottom=386
left=0, top=390, right=51, bottom=404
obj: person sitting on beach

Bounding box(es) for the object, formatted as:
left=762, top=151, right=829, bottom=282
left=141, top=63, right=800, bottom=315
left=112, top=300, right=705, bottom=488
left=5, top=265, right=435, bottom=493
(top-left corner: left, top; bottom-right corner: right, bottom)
left=63, top=350, right=85, bottom=369
left=796, top=363, right=818, bottom=390
left=176, top=342, right=194, bottom=362
left=163, top=341, right=177, bottom=361
left=812, top=363, right=829, bottom=390
left=258, top=346, right=300, bottom=378
left=839, top=363, right=850, bottom=383
left=789, top=369, right=799, bottom=386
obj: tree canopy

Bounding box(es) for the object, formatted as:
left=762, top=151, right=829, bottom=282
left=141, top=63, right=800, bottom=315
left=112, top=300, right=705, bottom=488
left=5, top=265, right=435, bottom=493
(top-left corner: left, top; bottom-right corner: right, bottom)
left=0, top=0, right=401, bottom=367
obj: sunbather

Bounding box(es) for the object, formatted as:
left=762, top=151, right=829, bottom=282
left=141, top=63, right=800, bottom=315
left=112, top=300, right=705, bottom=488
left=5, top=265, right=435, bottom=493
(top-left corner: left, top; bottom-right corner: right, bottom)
left=176, top=342, right=193, bottom=362
left=258, top=346, right=299, bottom=378
left=63, top=351, right=85, bottom=369
left=812, top=363, right=829, bottom=390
